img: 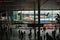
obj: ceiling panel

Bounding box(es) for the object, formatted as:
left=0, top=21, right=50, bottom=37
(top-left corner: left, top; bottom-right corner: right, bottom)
left=0, top=0, right=60, bottom=11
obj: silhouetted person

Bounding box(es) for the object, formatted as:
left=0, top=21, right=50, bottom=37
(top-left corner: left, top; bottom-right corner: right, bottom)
left=56, top=13, right=60, bottom=23
left=46, top=32, right=53, bottom=40
left=21, top=31, right=24, bottom=40
left=23, top=31, right=26, bottom=40
left=37, top=30, right=41, bottom=40
left=28, top=32, right=32, bottom=37
left=57, top=14, right=60, bottom=18
left=36, top=31, right=38, bottom=40
left=18, top=30, right=21, bottom=39
left=28, top=32, right=32, bottom=40
left=24, top=31, right=26, bottom=37
left=24, top=31, right=25, bottom=35
left=43, top=27, right=46, bottom=31
left=10, top=28, right=12, bottom=35
left=37, top=31, right=38, bottom=35
left=43, top=27, right=46, bottom=40
left=28, top=28, right=32, bottom=37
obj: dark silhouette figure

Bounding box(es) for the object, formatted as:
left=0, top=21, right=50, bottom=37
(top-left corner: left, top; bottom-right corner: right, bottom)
left=28, top=28, right=32, bottom=37
left=21, top=31, right=23, bottom=40
left=56, top=13, right=60, bottom=23
left=23, top=31, right=26, bottom=40
left=24, top=31, right=25, bottom=35
left=10, top=28, right=12, bottom=35
left=28, top=32, right=32, bottom=40
left=37, top=30, right=41, bottom=40
left=18, top=30, right=21, bottom=39
left=43, top=27, right=46, bottom=31
left=28, top=32, right=32, bottom=37
left=57, top=14, right=60, bottom=18
left=37, top=31, right=40, bottom=40
left=46, top=32, right=53, bottom=40
left=28, top=29, right=32, bottom=40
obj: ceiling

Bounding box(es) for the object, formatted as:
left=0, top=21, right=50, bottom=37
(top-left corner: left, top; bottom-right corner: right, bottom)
left=0, top=0, right=60, bottom=11
left=0, top=0, right=38, bottom=11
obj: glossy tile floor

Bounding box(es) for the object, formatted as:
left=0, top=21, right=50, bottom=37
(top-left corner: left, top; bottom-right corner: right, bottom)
left=0, top=28, right=60, bottom=40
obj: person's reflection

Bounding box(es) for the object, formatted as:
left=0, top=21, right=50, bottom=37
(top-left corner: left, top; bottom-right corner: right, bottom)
left=28, top=35, right=31, bottom=40
left=28, top=32, right=32, bottom=40
left=18, top=30, right=21, bottom=39
left=46, top=32, right=53, bottom=40
left=21, top=31, right=24, bottom=40
left=23, top=31, right=26, bottom=40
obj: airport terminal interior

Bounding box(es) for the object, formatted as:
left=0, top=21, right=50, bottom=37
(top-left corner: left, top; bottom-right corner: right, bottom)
left=0, top=0, right=60, bottom=40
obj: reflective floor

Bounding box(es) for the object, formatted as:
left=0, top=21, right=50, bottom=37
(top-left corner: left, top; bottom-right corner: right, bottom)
left=0, top=28, right=60, bottom=40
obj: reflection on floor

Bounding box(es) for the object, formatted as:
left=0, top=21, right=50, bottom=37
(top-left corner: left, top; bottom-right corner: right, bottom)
left=0, top=28, right=60, bottom=40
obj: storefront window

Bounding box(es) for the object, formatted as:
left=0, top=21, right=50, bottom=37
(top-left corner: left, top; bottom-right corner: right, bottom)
left=9, top=10, right=60, bottom=27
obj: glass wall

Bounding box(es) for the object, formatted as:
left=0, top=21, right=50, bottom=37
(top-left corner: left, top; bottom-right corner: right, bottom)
left=17, top=10, right=59, bottom=22
left=1, top=10, right=60, bottom=28
left=17, top=10, right=59, bottom=27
